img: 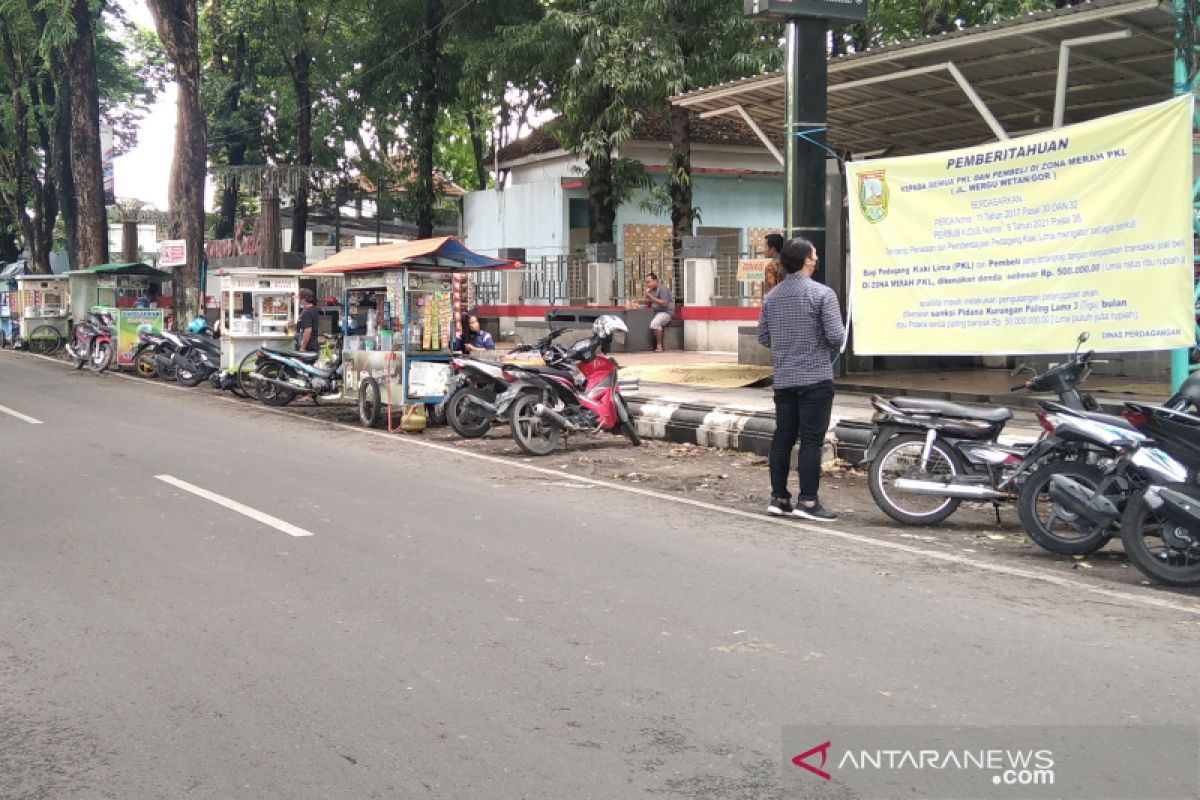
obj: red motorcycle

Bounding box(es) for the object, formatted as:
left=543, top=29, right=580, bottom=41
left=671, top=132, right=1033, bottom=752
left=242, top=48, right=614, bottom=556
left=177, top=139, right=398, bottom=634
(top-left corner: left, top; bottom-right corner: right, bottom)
left=65, top=311, right=115, bottom=373
left=507, top=315, right=640, bottom=455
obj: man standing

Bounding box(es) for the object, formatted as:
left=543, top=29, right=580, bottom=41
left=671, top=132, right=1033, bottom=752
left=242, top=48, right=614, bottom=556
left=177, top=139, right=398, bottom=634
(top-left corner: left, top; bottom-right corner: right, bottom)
left=756, top=238, right=845, bottom=521
left=763, top=233, right=784, bottom=292
left=643, top=273, right=675, bottom=353
left=296, top=288, right=321, bottom=353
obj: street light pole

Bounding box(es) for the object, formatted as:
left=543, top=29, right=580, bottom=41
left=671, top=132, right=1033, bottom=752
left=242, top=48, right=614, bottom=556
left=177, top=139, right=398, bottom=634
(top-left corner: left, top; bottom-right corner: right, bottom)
left=784, top=16, right=828, bottom=272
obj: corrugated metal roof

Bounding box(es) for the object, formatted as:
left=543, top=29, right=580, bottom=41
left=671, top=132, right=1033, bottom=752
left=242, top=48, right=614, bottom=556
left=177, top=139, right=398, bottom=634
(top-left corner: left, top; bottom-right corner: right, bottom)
left=672, top=0, right=1175, bottom=157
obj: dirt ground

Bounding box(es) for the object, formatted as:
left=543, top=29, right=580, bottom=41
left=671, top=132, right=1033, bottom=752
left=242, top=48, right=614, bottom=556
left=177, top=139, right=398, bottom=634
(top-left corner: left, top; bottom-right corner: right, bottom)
left=231, top=387, right=1185, bottom=597
left=38, top=350, right=1200, bottom=601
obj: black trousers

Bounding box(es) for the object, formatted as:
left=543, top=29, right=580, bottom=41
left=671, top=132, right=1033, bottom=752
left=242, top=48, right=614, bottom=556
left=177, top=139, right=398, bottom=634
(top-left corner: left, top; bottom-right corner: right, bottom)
left=770, top=380, right=834, bottom=502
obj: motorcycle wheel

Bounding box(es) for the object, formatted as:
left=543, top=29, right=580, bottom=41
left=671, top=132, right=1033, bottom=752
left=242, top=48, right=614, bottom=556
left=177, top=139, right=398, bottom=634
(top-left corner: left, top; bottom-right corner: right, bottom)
left=868, top=433, right=965, bottom=525
left=446, top=386, right=493, bottom=438
left=255, top=362, right=297, bottom=406
left=1017, top=461, right=1114, bottom=555
left=1120, top=483, right=1200, bottom=587
left=88, top=341, right=114, bottom=374
left=358, top=377, right=384, bottom=428
left=134, top=349, right=159, bottom=379
left=175, top=356, right=208, bottom=388
left=615, top=394, right=641, bottom=446
left=509, top=391, right=561, bottom=456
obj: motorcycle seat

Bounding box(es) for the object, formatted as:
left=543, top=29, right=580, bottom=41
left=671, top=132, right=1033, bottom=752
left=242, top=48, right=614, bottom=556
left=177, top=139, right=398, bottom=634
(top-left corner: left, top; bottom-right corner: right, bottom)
left=891, top=397, right=1013, bottom=423
left=262, top=347, right=320, bottom=362
left=518, top=364, right=574, bottom=378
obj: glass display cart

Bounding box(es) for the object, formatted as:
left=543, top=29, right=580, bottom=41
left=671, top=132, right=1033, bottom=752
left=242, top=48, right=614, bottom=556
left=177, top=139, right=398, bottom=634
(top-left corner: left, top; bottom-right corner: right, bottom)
left=301, top=237, right=518, bottom=430
left=15, top=275, right=70, bottom=353
left=214, top=269, right=303, bottom=389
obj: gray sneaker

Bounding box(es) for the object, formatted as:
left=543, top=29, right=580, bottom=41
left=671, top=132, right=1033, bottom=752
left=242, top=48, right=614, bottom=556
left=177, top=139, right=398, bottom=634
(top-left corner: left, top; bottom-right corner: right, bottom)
left=794, top=500, right=837, bottom=523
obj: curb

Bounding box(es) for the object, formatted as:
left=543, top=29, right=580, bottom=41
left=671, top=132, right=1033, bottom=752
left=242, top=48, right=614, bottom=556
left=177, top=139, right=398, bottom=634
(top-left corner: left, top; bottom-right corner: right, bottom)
left=625, top=396, right=850, bottom=463
left=834, top=382, right=1154, bottom=416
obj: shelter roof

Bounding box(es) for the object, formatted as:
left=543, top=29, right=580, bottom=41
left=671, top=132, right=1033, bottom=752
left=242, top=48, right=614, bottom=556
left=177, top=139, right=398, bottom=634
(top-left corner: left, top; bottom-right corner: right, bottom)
left=303, top=236, right=519, bottom=274
left=66, top=262, right=172, bottom=280
left=671, top=0, right=1175, bottom=157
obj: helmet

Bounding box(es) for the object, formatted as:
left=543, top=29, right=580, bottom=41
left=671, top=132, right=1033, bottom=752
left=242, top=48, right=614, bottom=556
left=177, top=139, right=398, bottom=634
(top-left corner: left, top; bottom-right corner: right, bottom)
left=592, top=314, right=628, bottom=339
left=187, top=316, right=210, bottom=334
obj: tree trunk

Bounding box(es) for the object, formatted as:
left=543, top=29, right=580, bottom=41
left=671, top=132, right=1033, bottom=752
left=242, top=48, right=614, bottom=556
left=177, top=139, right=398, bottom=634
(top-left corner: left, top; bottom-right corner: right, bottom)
left=667, top=105, right=693, bottom=259
left=414, top=0, right=444, bottom=239
left=67, top=0, right=109, bottom=268
left=260, top=189, right=281, bottom=270
left=214, top=30, right=248, bottom=240
left=121, top=221, right=139, bottom=262
left=47, top=71, right=79, bottom=270
left=586, top=154, right=615, bottom=245
left=0, top=204, right=19, bottom=264
left=289, top=46, right=312, bottom=256
left=147, top=0, right=207, bottom=328
left=465, top=107, right=489, bottom=190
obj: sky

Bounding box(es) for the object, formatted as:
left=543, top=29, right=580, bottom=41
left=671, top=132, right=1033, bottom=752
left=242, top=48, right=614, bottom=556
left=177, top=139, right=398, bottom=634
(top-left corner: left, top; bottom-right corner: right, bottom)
left=111, top=0, right=201, bottom=210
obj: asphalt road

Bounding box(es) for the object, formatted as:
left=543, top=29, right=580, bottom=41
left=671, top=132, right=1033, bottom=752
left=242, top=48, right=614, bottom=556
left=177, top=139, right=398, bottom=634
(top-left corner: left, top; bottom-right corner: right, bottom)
left=3, top=351, right=1200, bottom=800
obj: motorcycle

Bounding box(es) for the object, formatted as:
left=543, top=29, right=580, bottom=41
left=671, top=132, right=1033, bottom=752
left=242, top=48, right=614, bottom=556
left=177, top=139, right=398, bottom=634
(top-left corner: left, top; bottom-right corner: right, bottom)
left=504, top=315, right=640, bottom=456
left=132, top=329, right=179, bottom=380
left=1096, top=402, right=1200, bottom=587
left=442, top=326, right=573, bottom=438
left=172, top=330, right=221, bottom=388
left=65, top=311, right=115, bottom=373
left=862, top=333, right=1098, bottom=526
left=1014, top=373, right=1200, bottom=555
left=246, top=342, right=344, bottom=406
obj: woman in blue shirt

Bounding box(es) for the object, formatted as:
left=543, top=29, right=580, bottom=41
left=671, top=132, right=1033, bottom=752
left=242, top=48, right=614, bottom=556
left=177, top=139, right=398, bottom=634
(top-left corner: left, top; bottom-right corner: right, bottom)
left=455, top=314, right=495, bottom=353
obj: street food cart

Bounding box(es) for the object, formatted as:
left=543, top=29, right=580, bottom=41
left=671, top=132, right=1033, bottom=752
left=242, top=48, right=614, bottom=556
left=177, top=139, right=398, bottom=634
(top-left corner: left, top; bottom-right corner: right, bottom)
left=302, top=237, right=518, bottom=430
left=215, top=269, right=303, bottom=376
left=0, top=261, right=30, bottom=346
left=67, top=262, right=173, bottom=320
left=15, top=274, right=71, bottom=353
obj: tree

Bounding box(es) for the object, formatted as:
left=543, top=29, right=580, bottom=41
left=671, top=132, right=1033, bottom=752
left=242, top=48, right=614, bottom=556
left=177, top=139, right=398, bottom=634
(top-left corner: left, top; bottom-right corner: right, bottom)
left=65, top=0, right=109, bottom=268
left=0, top=1, right=60, bottom=273
left=146, top=0, right=206, bottom=326
left=642, top=0, right=782, bottom=255
left=505, top=0, right=665, bottom=245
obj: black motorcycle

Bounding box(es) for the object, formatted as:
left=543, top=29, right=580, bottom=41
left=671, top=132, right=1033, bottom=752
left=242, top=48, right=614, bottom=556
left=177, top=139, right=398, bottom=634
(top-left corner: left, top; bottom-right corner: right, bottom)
left=1013, top=372, right=1200, bottom=556
left=172, top=331, right=221, bottom=387
left=862, top=333, right=1098, bottom=526
left=1109, top=403, right=1200, bottom=587
left=442, top=327, right=575, bottom=438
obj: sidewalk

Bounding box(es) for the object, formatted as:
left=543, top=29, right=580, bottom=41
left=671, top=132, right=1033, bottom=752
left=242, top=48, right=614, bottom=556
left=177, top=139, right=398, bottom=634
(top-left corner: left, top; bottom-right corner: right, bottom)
left=617, top=352, right=1172, bottom=459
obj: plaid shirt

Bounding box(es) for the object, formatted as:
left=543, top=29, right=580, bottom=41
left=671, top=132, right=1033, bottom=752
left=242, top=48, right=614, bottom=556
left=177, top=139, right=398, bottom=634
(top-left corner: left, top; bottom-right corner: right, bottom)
left=756, top=272, right=846, bottom=389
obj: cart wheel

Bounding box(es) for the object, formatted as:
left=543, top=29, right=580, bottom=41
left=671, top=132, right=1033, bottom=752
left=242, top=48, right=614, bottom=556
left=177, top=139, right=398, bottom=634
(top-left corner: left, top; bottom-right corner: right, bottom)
left=359, top=377, right=384, bottom=428
left=28, top=324, right=63, bottom=356
left=425, top=402, right=446, bottom=427
left=235, top=350, right=261, bottom=399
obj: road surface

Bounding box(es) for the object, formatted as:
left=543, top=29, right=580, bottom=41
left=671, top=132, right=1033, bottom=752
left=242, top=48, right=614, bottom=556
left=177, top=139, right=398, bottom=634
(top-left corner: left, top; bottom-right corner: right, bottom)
left=2, top=351, right=1197, bottom=799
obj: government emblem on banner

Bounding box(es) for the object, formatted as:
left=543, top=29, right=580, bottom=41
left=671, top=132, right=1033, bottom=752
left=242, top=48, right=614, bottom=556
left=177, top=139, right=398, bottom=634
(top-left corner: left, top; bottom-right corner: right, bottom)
left=857, top=171, right=889, bottom=223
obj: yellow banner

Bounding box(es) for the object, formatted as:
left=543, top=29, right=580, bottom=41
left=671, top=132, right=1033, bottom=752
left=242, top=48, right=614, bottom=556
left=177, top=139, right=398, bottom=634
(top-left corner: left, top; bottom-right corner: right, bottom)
left=737, top=258, right=769, bottom=282
left=846, top=96, right=1195, bottom=355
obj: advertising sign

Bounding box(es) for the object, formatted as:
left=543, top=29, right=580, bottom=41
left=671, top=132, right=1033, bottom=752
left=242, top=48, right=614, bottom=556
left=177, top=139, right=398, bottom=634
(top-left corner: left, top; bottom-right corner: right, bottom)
left=115, top=308, right=164, bottom=367
left=160, top=240, right=187, bottom=267
left=845, top=96, right=1195, bottom=355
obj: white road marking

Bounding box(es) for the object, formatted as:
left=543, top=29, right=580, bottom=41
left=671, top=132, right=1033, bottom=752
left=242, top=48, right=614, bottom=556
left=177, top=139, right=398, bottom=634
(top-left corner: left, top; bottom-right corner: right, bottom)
left=154, top=474, right=313, bottom=537
left=0, top=403, right=43, bottom=424
left=11, top=349, right=1200, bottom=617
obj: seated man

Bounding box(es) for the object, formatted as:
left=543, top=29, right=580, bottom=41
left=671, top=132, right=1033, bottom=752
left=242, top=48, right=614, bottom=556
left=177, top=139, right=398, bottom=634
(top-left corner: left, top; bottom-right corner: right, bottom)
left=454, top=314, right=495, bottom=354
left=643, top=273, right=675, bottom=352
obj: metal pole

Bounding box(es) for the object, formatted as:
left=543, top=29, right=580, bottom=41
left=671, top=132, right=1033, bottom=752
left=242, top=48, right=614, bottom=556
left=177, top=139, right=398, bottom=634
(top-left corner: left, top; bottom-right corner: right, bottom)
left=1171, top=0, right=1197, bottom=392
left=784, top=17, right=828, bottom=277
